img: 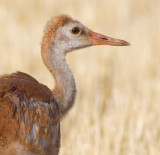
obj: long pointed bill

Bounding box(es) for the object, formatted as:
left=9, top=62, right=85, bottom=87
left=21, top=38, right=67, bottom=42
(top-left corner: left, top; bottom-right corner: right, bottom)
left=88, top=30, right=130, bottom=46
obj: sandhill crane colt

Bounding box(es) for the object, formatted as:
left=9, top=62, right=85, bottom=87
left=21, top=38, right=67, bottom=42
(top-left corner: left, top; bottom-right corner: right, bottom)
left=0, top=14, right=129, bottom=155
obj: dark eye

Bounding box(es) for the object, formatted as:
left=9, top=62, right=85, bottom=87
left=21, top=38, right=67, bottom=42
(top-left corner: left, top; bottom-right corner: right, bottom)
left=71, top=26, right=82, bottom=35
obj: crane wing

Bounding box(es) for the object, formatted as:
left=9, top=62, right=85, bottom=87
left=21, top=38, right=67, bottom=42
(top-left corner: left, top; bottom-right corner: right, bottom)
left=0, top=72, right=60, bottom=154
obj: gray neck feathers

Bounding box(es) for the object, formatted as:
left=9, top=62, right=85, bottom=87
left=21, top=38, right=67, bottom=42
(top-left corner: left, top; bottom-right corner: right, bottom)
left=44, top=47, right=76, bottom=118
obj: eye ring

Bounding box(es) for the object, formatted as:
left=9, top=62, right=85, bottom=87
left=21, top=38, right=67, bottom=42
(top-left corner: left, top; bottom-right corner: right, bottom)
left=71, top=26, right=82, bottom=35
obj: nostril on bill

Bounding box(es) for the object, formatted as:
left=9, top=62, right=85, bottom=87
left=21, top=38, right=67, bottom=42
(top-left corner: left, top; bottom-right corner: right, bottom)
left=100, top=37, right=108, bottom=40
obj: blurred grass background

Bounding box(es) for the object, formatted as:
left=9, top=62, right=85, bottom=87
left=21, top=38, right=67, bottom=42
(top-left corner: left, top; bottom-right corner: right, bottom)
left=0, top=0, right=160, bottom=154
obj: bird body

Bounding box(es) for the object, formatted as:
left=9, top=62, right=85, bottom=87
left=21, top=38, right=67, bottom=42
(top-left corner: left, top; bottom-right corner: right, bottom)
left=0, top=14, right=129, bottom=154
left=0, top=72, right=60, bottom=155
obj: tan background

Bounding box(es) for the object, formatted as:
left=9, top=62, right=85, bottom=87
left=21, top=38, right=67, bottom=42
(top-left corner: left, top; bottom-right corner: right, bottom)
left=0, top=0, right=160, bottom=154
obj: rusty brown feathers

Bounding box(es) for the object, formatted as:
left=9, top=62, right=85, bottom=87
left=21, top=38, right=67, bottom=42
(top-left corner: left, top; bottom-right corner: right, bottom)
left=0, top=72, right=60, bottom=154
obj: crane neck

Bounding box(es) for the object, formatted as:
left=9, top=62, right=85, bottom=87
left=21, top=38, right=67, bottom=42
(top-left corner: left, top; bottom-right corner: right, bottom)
left=41, top=37, right=76, bottom=118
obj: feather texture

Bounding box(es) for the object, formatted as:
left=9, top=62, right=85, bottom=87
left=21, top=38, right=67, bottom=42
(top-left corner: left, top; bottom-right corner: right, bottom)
left=0, top=72, right=60, bottom=155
